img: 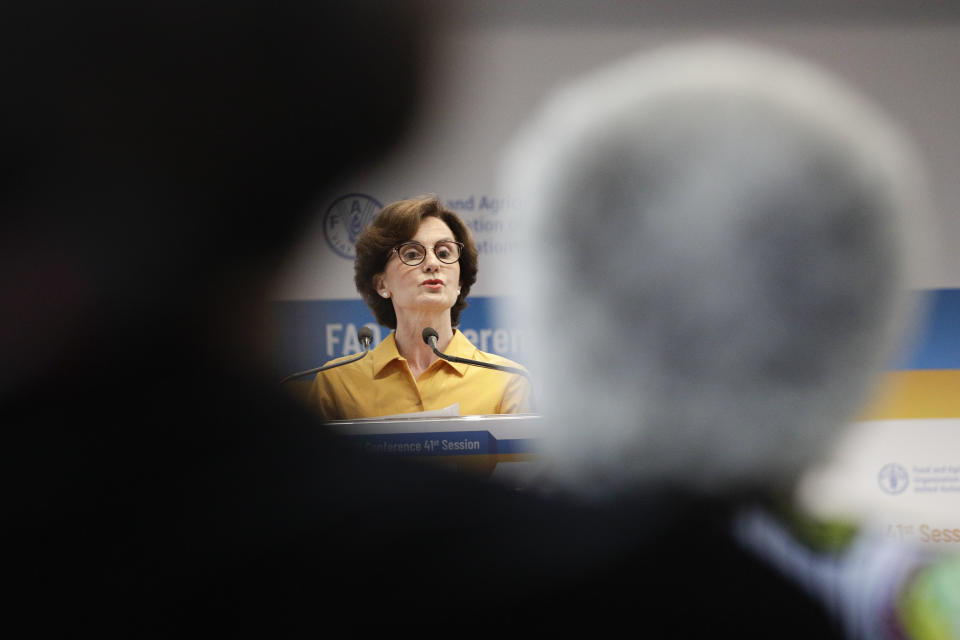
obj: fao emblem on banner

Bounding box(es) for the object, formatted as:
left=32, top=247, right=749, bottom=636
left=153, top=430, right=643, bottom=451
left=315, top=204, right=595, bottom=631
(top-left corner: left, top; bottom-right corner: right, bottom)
left=323, top=193, right=382, bottom=259
left=878, top=463, right=909, bottom=495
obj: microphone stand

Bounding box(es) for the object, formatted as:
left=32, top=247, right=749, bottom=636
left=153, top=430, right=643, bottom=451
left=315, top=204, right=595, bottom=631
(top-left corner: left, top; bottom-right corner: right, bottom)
left=421, top=328, right=530, bottom=379
left=280, top=331, right=373, bottom=384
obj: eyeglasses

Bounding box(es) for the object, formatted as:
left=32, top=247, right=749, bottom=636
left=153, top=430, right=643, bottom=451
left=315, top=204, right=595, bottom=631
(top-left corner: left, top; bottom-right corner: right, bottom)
left=392, top=240, right=463, bottom=266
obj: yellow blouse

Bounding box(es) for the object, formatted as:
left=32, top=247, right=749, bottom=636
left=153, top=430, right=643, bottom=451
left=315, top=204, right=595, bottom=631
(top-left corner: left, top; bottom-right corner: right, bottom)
left=308, top=330, right=532, bottom=420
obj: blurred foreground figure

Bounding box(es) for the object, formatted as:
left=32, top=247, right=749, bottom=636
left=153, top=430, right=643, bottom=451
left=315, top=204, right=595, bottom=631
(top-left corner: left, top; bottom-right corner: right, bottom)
left=2, top=3, right=832, bottom=635
left=499, top=40, right=957, bottom=638
left=0, top=3, right=943, bottom=634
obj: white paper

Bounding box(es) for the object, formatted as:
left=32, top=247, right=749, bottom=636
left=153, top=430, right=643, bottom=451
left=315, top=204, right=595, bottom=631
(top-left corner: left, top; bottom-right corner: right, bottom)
left=343, top=403, right=461, bottom=422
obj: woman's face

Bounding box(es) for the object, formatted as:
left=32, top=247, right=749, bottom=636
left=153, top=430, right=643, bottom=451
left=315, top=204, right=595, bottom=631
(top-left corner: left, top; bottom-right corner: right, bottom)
left=375, top=216, right=462, bottom=321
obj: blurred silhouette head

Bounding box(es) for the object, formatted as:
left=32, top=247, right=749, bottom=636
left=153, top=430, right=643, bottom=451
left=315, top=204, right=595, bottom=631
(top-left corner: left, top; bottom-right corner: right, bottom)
left=0, top=1, right=429, bottom=395
left=498, top=40, right=931, bottom=501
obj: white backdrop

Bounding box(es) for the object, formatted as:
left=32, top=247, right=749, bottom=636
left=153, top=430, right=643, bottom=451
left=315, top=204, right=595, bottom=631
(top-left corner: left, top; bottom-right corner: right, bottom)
left=276, top=10, right=958, bottom=300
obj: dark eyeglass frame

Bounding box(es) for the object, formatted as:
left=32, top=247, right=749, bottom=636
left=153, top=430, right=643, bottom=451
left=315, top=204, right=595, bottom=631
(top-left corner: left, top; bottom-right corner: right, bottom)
left=391, top=240, right=464, bottom=266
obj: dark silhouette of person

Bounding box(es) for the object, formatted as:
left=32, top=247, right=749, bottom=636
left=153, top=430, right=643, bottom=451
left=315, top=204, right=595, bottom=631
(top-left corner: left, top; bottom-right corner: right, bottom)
left=2, top=4, right=853, bottom=636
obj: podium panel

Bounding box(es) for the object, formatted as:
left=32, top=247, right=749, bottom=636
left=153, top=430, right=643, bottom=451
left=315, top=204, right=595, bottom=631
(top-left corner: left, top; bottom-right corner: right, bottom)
left=326, top=413, right=544, bottom=482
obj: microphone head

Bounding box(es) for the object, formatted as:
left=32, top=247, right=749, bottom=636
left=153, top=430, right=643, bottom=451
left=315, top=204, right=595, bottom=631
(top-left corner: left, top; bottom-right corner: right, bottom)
left=421, top=327, right=439, bottom=346
left=357, top=326, right=373, bottom=344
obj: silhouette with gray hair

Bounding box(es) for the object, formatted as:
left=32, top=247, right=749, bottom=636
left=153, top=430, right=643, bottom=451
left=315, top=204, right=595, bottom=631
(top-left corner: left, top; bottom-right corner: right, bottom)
left=498, top=40, right=947, bottom=638
left=500, top=39, right=926, bottom=500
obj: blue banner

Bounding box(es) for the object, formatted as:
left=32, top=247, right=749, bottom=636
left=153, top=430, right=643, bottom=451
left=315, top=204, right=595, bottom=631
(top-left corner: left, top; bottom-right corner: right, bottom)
left=270, top=296, right=526, bottom=377
left=340, top=431, right=537, bottom=457
left=271, top=289, right=960, bottom=379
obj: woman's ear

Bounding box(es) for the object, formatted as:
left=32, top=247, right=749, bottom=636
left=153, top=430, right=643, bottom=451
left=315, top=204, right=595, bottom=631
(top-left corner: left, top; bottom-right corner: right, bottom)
left=373, top=273, right=390, bottom=298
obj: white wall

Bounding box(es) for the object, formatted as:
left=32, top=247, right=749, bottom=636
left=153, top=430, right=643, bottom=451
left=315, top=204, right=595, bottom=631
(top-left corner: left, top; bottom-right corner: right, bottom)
left=275, top=5, right=960, bottom=300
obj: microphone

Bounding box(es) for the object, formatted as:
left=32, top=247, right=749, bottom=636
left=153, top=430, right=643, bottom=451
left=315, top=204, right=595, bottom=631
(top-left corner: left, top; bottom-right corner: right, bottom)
left=357, top=326, right=374, bottom=348
left=280, top=326, right=374, bottom=384
left=421, top=327, right=530, bottom=379
left=422, top=327, right=440, bottom=350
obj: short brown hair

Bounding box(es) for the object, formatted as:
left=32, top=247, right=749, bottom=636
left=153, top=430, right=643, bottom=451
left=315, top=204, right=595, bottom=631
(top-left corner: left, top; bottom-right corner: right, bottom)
left=354, top=195, right=478, bottom=329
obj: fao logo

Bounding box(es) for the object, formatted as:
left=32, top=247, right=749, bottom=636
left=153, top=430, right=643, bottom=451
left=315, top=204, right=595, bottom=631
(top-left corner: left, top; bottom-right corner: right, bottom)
left=878, top=463, right=909, bottom=495
left=323, top=193, right=382, bottom=259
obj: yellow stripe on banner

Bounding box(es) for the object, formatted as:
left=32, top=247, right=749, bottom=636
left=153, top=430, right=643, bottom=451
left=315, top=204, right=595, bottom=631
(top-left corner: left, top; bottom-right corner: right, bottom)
left=859, top=370, right=960, bottom=420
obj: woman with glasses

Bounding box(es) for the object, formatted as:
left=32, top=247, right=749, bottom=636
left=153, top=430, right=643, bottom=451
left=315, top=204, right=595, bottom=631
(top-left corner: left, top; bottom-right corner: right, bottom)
left=308, top=195, right=532, bottom=420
